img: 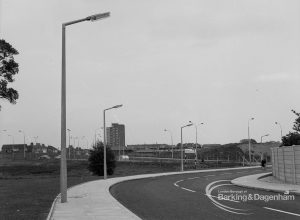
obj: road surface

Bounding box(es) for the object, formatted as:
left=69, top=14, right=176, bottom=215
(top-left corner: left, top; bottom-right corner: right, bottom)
left=110, top=167, right=300, bottom=220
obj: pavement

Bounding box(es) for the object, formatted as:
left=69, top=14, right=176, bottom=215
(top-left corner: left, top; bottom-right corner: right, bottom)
left=48, top=166, right=300, bottom=220
left=231, top=172, right=300, bottom=195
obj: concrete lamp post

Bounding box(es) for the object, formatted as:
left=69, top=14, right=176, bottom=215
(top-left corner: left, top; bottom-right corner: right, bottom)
left=248, top=117, right=254, bottom=165
left=260, top=134, right=269, bottom=143
left=103, top=104, right=123, bottom=179
left=0, top=130, right=7, bottom=147
left=94, top=128, right=102, bottom=146
left=33, top=136, right=38, bottom=144
left=189, top=122, right=204, bottom=161
left=8, top=134, right=14, bottom=144
left=164, top=129, right=174, bottom=158
left=82, top=136, right=89, bottom=149
left=18, top=130, right=26, bottom=159
left=275, top=122, right=283, bottom=141
left=180, top=122, right=193, bottom=171
left=60, top=12, right=110, bottom=203
left=67, top=129, right=71, bottom=159
left=8, top=134, right=15, bottom=159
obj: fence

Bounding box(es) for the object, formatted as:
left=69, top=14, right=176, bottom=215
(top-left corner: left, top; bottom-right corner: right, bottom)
left=271, top=145, right=300, bottom=184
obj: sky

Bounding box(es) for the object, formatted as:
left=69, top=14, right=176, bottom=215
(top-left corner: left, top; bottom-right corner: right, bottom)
left=0, top=0, right=300, bottom=149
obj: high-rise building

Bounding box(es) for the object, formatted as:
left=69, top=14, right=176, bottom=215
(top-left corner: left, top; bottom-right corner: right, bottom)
left=106, top=123, right=125, bottom=149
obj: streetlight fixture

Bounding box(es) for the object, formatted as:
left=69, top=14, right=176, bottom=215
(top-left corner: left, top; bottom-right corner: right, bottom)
left=189, top=122, right=204, bottom=161
left=164, top=129, right=174, bottom=158
left=82, top=136, right=89, bottom=149
left=8, top=134, right=14, bottom=144
left=94, top=128, right=103, bottom=146
left=67, top=129, right=71, bottom=159
left=260, top=134, right=269, bottom=143
left=180, top=122, right=193, bottom=171
left=103, top=104, right=123, bottom=179
left=33, top=136, right=38, bottom=144
left=8, top=134, right=15, bottom=159
left=60, top=12, right=110, bottom=203
left=18, top=130, right=26, bottom=159
left=248, top=117, right=254, bottom=165
left=275, top=122, right=283, bottom=141
left=1, top=130, right=7, bottom=145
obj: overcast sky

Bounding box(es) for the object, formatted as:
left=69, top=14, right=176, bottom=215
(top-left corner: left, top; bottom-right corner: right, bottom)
left=1, top=0, right=300, bottom=148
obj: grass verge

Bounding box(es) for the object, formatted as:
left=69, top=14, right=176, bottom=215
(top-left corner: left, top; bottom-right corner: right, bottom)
left=0, top=159, right=241, bottom=220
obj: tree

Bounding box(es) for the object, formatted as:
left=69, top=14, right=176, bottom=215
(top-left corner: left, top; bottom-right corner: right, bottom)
left=291, top=110, right=300, bottom=132
left=281, top=110, right=300, bottom=146
left=0, top=39, right=19, bottom=110
left=88, top=141, right=116, bottom=176
left=282, top=132, right=300, bottom=146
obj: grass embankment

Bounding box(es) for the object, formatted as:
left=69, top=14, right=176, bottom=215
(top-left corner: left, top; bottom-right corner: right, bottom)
left=0, top=160, right=241, bottom=220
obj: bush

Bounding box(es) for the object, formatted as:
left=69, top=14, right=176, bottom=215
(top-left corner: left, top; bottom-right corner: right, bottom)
left=281, top=110, right=300, bottom=146
left=282, top=132, right=300, bottom=146
left=88, top=141, right=116, bottom=176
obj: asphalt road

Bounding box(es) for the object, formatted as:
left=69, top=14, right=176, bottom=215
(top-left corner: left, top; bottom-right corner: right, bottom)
left=110, top=167, right=300, bottom=220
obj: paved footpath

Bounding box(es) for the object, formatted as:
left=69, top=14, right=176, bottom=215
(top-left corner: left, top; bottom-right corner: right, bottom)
left=47, top=166, right=300, bottom=220
left=231, top=172, right=300, bottom=195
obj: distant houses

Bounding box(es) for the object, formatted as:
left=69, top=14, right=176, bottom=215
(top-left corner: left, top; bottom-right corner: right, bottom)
left=1, top=143, right=90, bottom=160
left=1, top=143, right=60, bottom=160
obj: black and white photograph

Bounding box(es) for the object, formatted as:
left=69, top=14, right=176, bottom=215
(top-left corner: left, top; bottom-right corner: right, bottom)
left=0, top=0, right=300, bottom=219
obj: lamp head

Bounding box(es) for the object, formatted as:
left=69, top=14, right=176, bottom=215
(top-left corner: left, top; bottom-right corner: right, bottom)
left=86, top=12, right=110, bottom=22
left=113, top=104, right=123, bottom=109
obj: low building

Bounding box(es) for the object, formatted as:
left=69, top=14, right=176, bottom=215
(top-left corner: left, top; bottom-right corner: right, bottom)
left=1, top=143, right=60, bottom=160
left=2, top=144, right=27, bottom=160
left=127, top=144, right=171, bottom=151
left=66, top=145, right=89, bottom=159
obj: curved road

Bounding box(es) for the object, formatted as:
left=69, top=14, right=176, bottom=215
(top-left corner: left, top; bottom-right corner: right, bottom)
left=110, top=168, right=300, bottom=220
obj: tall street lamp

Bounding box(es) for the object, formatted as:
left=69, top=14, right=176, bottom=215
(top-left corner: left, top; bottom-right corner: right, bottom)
left=189, top=122, right=204, bottom=161
left=260, top=134, right=269, bottom=143
left=1, top=130, right=7, bottom=145
left=8, top=134, right=14, bottom=144
left=275, top=122, right=283, bottom=141
left=67, top=129, right=71, bottom=159
left=60, top=12, right=110, bottom=203
left=82, top=136, right=89, bottom=149
left=33, top=136, right=38, bottom=144
left=164, top=129, right=174, bottom=158
left=248, top=117, right=254, bottom=165
left=18, top=130, right=26, bottom=159
left=181, top=122, right=193, bottom=171
left=8, top=134, right=15, bottom=159
left=103, top=104, right=123, bottom=179
left=94, top=128, right=102, bottom=146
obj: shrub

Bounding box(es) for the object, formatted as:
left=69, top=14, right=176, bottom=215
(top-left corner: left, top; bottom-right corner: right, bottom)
left=281, top=110, right=300, bottom=146
left=88, top=141, right=116, bottom=176
left=282, top=132, right=300, bottom=146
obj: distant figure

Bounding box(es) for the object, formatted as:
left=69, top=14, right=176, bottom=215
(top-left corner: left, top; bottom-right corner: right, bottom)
left=261, top=158, right=266, bottom=169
